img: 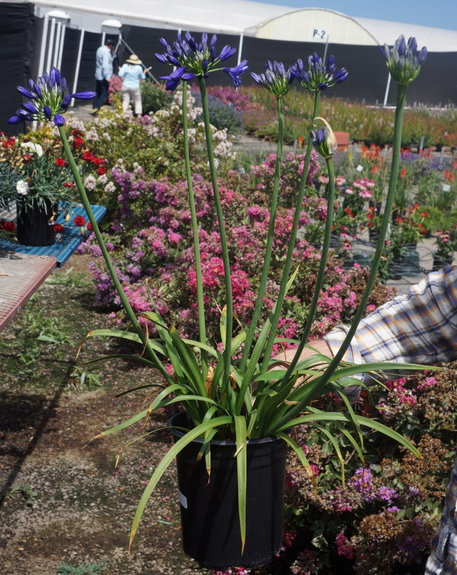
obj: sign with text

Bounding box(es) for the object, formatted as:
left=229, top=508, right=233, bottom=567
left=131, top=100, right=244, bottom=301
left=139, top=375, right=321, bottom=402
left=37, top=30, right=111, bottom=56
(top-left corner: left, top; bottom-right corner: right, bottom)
left=312, top=28, right=327, bottom=41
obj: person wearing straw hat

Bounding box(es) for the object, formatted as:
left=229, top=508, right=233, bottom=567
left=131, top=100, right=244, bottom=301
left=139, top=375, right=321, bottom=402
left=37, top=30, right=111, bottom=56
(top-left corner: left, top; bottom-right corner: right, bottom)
left=118, top=54, right=147, bottom=117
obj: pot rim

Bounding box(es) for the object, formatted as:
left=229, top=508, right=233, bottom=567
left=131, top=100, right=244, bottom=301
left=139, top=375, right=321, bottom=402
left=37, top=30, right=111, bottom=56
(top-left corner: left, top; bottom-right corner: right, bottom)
left=168, top=411, right=285, bottom=446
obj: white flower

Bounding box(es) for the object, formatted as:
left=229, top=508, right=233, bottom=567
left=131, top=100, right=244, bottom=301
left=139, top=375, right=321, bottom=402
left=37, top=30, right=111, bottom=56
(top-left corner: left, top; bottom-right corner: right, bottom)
left=20, top=142, right=43, bottom=157
left=84, top=175, right=97, bottom=191
left=16, top=180, right=30, bottom=195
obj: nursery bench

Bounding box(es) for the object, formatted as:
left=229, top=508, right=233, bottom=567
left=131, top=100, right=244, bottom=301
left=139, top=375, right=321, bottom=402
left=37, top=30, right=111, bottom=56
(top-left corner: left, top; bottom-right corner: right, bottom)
left=0, top=204, right=106, bottom=332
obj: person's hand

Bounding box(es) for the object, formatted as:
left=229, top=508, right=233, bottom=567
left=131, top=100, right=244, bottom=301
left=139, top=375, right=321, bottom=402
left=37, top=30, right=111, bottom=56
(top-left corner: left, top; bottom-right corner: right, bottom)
left=270, top=339, right=333, bottom=369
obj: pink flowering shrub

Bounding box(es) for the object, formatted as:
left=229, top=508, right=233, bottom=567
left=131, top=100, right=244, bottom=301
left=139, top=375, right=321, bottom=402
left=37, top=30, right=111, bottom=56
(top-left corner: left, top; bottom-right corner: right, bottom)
left=82, top=152, right=392, bottom=342
left=278, top=362, right=457, bottom=575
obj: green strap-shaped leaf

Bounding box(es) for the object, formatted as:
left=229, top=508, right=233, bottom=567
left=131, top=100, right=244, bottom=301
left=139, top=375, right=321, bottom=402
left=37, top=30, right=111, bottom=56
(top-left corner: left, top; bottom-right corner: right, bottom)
left=234, top=415, right=247, bottom=554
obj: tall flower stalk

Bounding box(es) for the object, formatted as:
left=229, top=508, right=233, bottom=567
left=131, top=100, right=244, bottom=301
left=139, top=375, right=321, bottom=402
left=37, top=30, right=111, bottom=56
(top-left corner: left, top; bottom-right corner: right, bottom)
left=259, top=53, right=348, bottom=387
left=239, top=61, right=293, bottom=379
left=181, top=83, right=207, bottom=364
left=268, top=37, right=427, bottom=435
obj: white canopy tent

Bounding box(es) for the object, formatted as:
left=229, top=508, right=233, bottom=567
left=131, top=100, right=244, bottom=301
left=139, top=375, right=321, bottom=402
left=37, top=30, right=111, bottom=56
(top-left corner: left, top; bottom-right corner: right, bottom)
left=1, top=0, right=456, bottom=132
left=26, top=0, right=457, bottom=52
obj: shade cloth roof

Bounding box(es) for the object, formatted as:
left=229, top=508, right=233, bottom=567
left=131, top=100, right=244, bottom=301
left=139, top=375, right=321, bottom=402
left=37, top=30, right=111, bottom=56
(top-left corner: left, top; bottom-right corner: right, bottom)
left=23, top=0, right=457, bottom=52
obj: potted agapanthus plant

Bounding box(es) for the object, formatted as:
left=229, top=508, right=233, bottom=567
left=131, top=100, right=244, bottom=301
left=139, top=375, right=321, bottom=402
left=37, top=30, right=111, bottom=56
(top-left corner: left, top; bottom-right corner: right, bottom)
left=9, top=33, right=429, bottom=570
left=0, top=134, right=76, bottom=245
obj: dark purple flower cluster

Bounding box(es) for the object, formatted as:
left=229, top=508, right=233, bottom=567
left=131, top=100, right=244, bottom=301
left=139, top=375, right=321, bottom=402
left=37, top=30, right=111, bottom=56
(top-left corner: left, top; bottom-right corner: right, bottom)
left=381, top=35, right=427, bottom=86
left=9, top=67, right=95, bottom=126
left=291, top=53, right=348, bottom=91
left=155, top=31, right=248, bottom=91
left=251, top=60, right=295, bottom=98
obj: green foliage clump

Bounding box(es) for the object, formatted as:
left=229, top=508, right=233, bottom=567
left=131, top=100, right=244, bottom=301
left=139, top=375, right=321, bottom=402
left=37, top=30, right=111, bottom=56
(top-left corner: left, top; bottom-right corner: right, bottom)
left=140, top=81, right=172, bottom=114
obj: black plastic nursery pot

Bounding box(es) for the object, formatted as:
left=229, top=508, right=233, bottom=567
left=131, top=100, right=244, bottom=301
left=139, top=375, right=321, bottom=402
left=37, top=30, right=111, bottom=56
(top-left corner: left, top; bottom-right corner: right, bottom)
left=169, top=411, right=288, bottom=570
left=16, top=200, right=56, bottom=246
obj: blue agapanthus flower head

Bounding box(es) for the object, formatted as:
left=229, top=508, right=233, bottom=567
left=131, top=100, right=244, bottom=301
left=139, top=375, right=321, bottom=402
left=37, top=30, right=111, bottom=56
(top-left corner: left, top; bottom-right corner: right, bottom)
left=8, top=67, right=95, bottom=126
left=291, top=53, right=348, bottom=92
left=381, top=35, right=427, bottom=86
left=155, top=31, right=248, bottom=90
left=251, top=60, right=295, bottom=98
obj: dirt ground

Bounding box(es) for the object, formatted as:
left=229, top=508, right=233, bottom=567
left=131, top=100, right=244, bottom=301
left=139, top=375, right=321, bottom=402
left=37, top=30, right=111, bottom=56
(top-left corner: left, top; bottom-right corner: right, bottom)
left=0, top=254, right=243, bottom=575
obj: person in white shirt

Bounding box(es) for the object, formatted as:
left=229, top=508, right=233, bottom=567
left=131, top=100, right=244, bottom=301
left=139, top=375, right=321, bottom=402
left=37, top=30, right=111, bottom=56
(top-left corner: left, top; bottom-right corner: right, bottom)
left=118, top=54, right=147, bottom=117
left=93, top=38, right=116, bottom=111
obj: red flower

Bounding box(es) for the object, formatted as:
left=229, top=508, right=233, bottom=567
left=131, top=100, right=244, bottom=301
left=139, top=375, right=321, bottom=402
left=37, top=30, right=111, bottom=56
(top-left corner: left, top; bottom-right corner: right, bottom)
left=54, top=223, right=64, bottom=233
left=87, top=222, right=93, bottom=231
left=82, top=151, right=95, bottom=162
left=1, top=221, right=16, bottom=232
left=74, top=216, right=86, bottom=226
left=64, top=182, right=74, bottom=187
left=421, top=211, right=428, bottom=218
left=400, top=167, right=406, bottom=178
left=97, top=166, right=106, bottom=175
left=55, top=158, right=66, bottom=166
left=92, top=157, right=106, bottom=166
left=73, top=137, right=84, bottom=148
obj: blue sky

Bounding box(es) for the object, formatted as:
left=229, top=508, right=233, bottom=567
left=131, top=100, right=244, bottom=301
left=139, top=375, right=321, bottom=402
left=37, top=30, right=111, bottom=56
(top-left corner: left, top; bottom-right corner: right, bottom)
left=248, top=0, right=457, bottom=31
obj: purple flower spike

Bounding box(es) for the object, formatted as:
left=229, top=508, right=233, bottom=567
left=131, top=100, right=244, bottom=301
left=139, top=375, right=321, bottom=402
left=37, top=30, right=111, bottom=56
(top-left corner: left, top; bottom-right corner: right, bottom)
left=155, top=30, right=245, bottom=91
left=382, top=34, right=427, bottom=85
left=250, top=60, right=294, bottom=98
left=8, top=67, right=96, bottom=126
left=291, top=53, right=348, bottom=92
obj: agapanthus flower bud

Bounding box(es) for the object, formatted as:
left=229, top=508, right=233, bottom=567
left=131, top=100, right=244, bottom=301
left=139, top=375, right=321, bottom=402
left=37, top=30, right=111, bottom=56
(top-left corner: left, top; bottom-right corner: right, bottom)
left=291, top=53, right=348, bottom=91
left=251, top=60, right=294, bottom=98
left=8, top=67, right=95, bottom=126
left=381, top=35, right=427, bottom=86
left=310, top=117, right=338, bottom=159
left=156, top=31, right=247, bottom=90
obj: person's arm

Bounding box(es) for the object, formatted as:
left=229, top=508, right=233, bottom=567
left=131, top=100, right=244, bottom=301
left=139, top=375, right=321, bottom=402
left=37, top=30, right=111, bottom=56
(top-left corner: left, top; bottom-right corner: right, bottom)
left=324, top=265, right=457, bottom=377
left=102, top=49, right=113, bottom=81
left=271, top=265, right=457, bottom=398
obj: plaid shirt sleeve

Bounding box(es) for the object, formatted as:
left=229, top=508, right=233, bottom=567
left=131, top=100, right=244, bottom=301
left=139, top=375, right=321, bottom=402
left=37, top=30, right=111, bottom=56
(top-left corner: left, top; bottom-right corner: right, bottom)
left=323, top=265, right=457, bottom=381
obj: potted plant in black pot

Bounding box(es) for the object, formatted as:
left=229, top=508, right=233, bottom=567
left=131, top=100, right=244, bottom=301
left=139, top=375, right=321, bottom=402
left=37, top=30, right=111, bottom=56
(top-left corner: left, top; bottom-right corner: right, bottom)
left=8, top=34, right=430, bottom=571
left=0, top=138, right=76, bottom=245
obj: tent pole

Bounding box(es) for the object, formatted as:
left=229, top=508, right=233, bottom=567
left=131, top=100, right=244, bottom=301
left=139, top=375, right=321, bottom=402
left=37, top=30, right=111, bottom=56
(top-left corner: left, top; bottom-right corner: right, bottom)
left=237, top=33, right=244, bottom=65
left=37, top=13, right=49, bottom=78
left=71, top=29, right=85, bottom=107
left=56, top=21, right=66, bottom=70
left=383, top=73, right=391, bottom=107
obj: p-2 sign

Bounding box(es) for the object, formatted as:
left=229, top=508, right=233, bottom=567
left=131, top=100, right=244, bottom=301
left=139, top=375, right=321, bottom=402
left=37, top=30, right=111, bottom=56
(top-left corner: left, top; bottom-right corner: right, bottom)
left=312, top=29, right=327, bottom=40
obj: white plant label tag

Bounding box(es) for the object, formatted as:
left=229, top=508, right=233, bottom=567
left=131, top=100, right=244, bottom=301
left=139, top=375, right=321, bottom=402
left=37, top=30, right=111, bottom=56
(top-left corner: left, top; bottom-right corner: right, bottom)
left=443, top=184, right=451, bottom=192
left=357, top=164, right=363, bottom=172
left=179, top=490, right=188, bottom=509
